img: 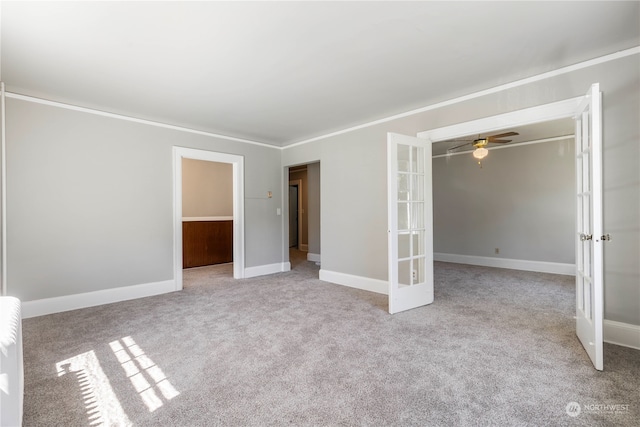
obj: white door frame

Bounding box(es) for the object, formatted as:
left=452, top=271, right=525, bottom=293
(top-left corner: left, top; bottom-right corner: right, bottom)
left=173, top=147, right=245, bottom=289
left=289, top=179, right=303, bottom=250
left=418, top=97, right=582, bottom=143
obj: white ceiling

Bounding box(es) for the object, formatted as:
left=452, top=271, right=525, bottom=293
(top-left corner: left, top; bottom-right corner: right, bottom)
left=2, top=1, right=639, bottom=147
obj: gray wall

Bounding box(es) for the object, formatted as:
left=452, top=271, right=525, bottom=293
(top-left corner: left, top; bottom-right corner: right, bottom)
left=433, top=139, right=575, bottom=263
left=6, top=98, right=282, bottom=301
left=4, top=53, right=638, bottom=327
left=282, top=54, right=640, bottom=326
left=182, top=159, right=233, bottom=217
left=307, top=162, right=321, bottom=255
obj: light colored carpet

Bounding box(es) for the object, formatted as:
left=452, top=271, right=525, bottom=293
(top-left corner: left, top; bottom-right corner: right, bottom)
left=21, top=253, right=639, bottom=426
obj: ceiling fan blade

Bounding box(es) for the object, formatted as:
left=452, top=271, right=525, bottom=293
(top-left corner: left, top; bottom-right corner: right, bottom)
left=488, top=139, right=512, bottom=144
left=447, top=142, right=472, bottom=151
left=488, top=132, right=518, bottom=139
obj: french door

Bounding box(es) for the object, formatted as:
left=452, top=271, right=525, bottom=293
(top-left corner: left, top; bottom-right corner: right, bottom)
left=387, top=133, right=434, bottom=314
left=407, top=83, right=604, bottom=370
left=575, top=83, right=603, bottom=370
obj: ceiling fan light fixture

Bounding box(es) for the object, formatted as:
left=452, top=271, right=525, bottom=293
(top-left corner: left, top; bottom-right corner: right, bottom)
left=473, top=147, right=488, bottom=160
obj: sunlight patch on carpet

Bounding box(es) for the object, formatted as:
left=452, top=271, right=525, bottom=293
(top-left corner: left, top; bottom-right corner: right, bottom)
left=109, top=336, right=180, bottom=412
left=56, top=350, right=132, bottom=426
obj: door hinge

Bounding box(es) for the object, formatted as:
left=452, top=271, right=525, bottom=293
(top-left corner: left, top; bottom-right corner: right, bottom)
left=601, top=233, right=612, bottom=241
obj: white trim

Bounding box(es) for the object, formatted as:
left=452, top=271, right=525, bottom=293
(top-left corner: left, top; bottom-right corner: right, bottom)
left=307, top=253, right=321, bottom=263
left=21, top=280, right=176, bottom=319
left=17, top=274, right=638, bottom=351
left=3, top=47, right=638, bottom=152
left=431, top=135, right=574, bottom=159
left=603, top=320, right=640, bottom=351
left=5, top=92, right=278, bottom=150
left=244, top=262, right=290, bottom=278
left=319, top=269, right=388, bottom=295
left=284, top=47, right=639, bottom=148
left=281, top=166, right=287, bottom=269
left=387, top=135, right=397, bottom=300
left=434, top=253, right=575, bottom=276
left=174, top=147, right=245, bottom=287
left=419, top=97, right=582, bottom=142
left=182, top=216, right=233, bottom=222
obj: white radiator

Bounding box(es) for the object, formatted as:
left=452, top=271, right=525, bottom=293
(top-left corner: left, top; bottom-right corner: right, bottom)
left=0, top=297, right=23, bottom=427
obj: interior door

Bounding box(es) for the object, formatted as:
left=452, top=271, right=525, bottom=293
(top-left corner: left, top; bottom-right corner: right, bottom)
left=387, top=132, right=434, bottom=314
left=575, top=83, right=603, bottom=370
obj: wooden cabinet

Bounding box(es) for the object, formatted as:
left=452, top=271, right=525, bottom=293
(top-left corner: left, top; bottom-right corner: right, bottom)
left=182, top=220, right=233, bottom=268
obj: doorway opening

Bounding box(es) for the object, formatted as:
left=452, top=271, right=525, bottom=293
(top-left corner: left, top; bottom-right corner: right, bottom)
left=182, top=158, right=234, bottom=270
left=416, top=97, right=583, bottom=283
left=286, top=162, right=321, bottom=271
left=173, top=147, right=245, bottom=290
left=430, top=119, right=576, bottom=274
left=416, top=88, right=603, bottom=370
left=429, top=123, right=576, bottom=346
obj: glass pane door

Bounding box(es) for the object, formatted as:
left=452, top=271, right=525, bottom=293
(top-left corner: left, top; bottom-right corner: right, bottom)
left=387, top=133, right=434, bottom=314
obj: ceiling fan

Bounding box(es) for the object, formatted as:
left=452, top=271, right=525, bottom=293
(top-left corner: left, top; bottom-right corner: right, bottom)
left=447, top=132, right=519, bottom=160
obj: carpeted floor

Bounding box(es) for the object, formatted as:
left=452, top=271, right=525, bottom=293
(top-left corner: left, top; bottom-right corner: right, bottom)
left=21, top=252, right=640, bottom=426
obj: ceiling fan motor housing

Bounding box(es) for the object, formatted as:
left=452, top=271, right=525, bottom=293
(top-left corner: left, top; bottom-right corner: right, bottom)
left=473, top=138, right=488, bottom=148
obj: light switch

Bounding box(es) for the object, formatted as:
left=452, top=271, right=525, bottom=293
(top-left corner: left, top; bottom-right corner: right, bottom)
left=276, top=208, right=281, bottom=215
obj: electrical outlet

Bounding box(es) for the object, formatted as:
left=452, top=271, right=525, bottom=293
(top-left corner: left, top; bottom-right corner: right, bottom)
left=495, top=248, right=500, bottom=254
left=412, top=269, right=417, bottom=280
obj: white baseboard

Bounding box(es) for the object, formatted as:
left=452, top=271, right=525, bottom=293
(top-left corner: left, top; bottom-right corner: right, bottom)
left=21, top=261, right=292, bottom=318
left=604, top=320, right=640, bottom=350
left=18, top=266, right=638, bottom=350
left=307, top=253, right=321, bottom=263
left=299, top=244, right=309, bottom=252
left=21, top=280, right=176, bottom=319
left=244, top=262, right=289, bottom=278
left=319, top=269, right=388, bottom=295
left=434, top=253, right=575, bottom=276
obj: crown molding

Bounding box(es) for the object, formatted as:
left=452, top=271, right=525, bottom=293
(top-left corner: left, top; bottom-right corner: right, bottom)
left=4, top=92, right=279, bottom=150
left=284, top=46, right=640, bottom=149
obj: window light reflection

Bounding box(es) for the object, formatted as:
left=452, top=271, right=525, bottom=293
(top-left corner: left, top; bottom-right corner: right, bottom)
left=56, top=350, right=132, bottom=426
left=109, top=336, right=180, bottom=412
